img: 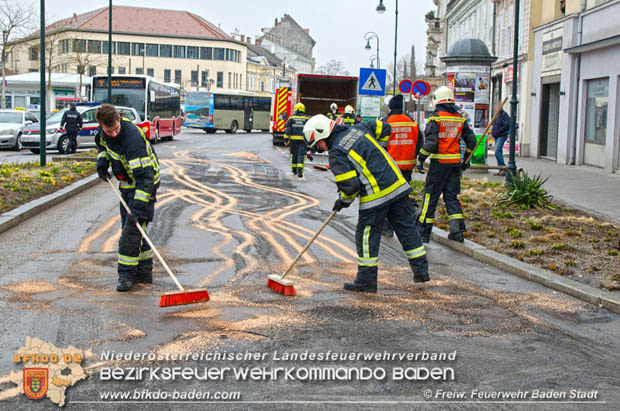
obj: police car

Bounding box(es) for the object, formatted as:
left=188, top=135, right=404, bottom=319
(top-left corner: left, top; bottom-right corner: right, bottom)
left=21, top=104, right=141, bottom=154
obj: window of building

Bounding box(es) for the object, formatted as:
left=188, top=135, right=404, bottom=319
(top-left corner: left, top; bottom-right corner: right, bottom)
left=160, top=44, right=172, bottom=58
left=88, top=65, right=97, bottom=76
left=174, top=69, right=182, bottom=85
left=200, top=47, right=212, bottom=60
left=103, top=41, right=116, bottom=54
left=87, top=40, right=101, bottom=54
left=73, top=39, right=87, bottom=53
left=584, top=78, right=609, bottom=145
left=77, top=64, right=85, bottom=74
left=187, top=46, right=199, bottom=59
left=59, top=39, right=71, bottom=53
left=216, top=71, right=223, bottom=88
left=147, top=68, right=154, bottom=77
left=145, top=43, right=158, bottom=57
left=227, top=72, right=231, bottom=88
left=164, top=69, right=171, bottom=83
left=131, top=43, right=145, bottom=56
left=173, top=45, right=186, bottom=59
left=191, top=70, right=198, bottom=86
left=117, top=42, right=131, bottom=55
left=214, top=48, right=225, bottom=60
left=136, top=67, right=144, bottom=75
left=201, top=70, right=209, bottom=86
left=260, top=81, right=265, bottom=92
left=118, top=67, right=126, bottom=74
left=28, top=47, right=38, bottom=61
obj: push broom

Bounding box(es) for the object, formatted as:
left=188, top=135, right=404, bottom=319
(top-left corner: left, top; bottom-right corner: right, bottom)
left=267, top=209, right=338, bottom=296
left=106, top=179, right=210, bottom=307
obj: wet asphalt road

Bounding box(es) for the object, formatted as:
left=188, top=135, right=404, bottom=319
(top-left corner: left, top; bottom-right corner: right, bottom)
left=1, top=129, right=620, bottom=410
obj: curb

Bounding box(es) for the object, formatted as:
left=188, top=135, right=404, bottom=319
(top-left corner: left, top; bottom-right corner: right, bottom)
left=430, top=229, right=620, bottom=315
left=0, top=174, right=101, bottom=236
left=51, top=156, right=97, bottom=162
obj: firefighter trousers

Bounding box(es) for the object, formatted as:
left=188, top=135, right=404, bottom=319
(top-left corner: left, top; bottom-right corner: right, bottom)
left=417, top=163, right=466, bottom=237
left=384, top=169, right=418, bottom=233
left=289, top=140, right=306, bottom=176
left=356, top=194, right=428, bottom=285
left=117, top=192, right=153, bottom=280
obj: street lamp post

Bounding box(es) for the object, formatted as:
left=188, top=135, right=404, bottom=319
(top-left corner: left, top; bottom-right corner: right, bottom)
left=107, top=0, right=112, bottom=102
left=369, top=55, right=378, bottom=68
left=364, top=32, right=380, bottom=69
left=39, top=0, right=46, bottom=166
left=376, top=0, right=398, bottom=94
left=1, top=30, right=8, bottom=110
left=506, top=0, right=519, bottom=181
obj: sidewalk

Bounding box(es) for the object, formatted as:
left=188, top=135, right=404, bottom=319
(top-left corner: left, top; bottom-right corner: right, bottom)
left=478, top=156, right=620, bottom=226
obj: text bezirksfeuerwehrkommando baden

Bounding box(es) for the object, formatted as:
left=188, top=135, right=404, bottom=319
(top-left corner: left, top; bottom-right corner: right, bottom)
left=100, top=350, right=457, bottom=363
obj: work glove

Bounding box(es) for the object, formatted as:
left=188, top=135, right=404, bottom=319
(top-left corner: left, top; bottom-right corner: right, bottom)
left=417, top=154, right=428, bottom=166
left=127, top=213, right=147, bottom=226
left=332, top=198, right=351, bottom=212
left=284, top=140, right=290, bottom=147
left=97, top=166, right=111, bottom=181
left=306, top=153, right=313, bottom=162
left=416, top=163, right=426, bottom=174
left=460, top=161, right=470, bottom=171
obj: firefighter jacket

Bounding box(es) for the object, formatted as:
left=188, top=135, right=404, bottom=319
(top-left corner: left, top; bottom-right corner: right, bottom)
left=96, top=119, right=160, bottom=216
left=284, top=110, right=310, bottom=140
left=61, top=109, right=83, bottom=132
left=381, top=112, right=423, bottom=170
left=327, top=111, right=342, bottom=120
left=327, top=121, right=412, bottom=210
left=420, top=104, right=476, bottom=165
left=342, top=113, right=358, bottom=126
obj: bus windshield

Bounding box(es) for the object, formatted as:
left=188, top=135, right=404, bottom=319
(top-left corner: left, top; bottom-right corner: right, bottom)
left=93, top=88, right=145, bottom=121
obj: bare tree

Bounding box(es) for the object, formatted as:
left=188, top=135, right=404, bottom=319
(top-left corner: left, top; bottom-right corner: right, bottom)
left=315, top=59, right=350, bottom=76
left=65, top=36, right=104, bottom=99
left=0, top=0, right=36, bottom=108
left=386, top=52, right=425, bottom=92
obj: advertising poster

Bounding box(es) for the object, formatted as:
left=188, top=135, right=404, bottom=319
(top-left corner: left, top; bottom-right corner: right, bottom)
left=453, top=72, right=475, bottom=103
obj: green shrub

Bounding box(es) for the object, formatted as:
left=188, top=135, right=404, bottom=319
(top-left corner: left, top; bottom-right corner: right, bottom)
left=551, top=243, right=568, bottom=250
left=511, top=240, right=525, bottom=249
left=529, top=221, right=543, bottom=230
left=529, top=249, right=544, bottom=256
left=499, top=171, right=555, bottom=209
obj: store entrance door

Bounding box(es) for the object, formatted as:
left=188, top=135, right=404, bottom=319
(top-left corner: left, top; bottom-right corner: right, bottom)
left=539, top=82, right=560, bottom=159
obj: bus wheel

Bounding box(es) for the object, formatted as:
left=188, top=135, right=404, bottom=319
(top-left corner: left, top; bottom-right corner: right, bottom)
left=227, top=121, right=238, bottom=134
left=153, top=127, right=159, bottom=144
left=167, top=125, right=175, bottom=141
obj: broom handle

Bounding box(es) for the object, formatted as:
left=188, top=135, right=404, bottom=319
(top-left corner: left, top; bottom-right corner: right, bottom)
left=464, top=97, right=508, bottom=164
left=107, top=178, right=185, bottom=292
left=280, top=209, right=338, bottom=280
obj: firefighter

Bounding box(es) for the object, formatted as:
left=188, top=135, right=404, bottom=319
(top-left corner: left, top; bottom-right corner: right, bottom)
left=380, top=94, right=423, bottom=237
left=417, top=86, right=477, bottom=243
left=95, top=104, right=160, bottom=292
left=284, top=102, right=310, bottom=179
left=303, top=115, right=430, bottom=292
left=342, top=105, right=358, bottom=126
left=60, top=104, right=83, bottom=155
left=326, top=103, right=341, bottom=120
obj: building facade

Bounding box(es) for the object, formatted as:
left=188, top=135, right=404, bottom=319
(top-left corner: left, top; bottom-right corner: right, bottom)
left=7, top=6, right=248, bottom=100
left=529, top=0, right=620, bottom=173
left=256, top=14, right=315, bottom=73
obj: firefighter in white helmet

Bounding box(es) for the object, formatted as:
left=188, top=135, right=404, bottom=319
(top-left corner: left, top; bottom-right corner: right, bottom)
left=303, top=114, right=430, bottom=292
left=342, top=105, right=358, bottom=127
left=284, top=102, right=311, bottom=179
left=327, top=103, right=341, bottom=120
left=416, top=86, right=477, bottom=243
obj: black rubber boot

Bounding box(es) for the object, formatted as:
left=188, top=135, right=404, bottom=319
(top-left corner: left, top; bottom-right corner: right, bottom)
left=116, top=276, right=135, bottom=292
left=344, top=280, right=377, bottom=293
left=411, top=256, right=430, bottom=283
left=448, top=232, right=464, bottom=242
left=135, top=272, right=152, bottom=284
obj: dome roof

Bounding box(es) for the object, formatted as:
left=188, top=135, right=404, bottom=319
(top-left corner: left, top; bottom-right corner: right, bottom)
left=440, top=38, right=497, bottom=65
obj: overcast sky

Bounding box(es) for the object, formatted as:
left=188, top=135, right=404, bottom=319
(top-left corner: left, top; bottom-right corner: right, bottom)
left=42, top=0, right=435, bottom=74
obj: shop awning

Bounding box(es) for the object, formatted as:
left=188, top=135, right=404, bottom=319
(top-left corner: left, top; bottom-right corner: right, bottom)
left=565, top=34, right=620, bottom=54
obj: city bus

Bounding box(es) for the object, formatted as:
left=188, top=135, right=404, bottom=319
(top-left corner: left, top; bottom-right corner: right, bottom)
left=184, top=91, right=271, bottom=134
left=91, top=75, right=182, bottom=142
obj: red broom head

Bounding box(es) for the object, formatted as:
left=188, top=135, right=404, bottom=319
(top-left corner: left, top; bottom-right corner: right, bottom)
left=267, top=275, right=296, bottom=296
left=159, top=289, right=210, bottom=307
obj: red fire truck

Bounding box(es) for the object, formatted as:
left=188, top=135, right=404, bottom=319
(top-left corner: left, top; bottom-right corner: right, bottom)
left=270, top=73, right=359, bottom=145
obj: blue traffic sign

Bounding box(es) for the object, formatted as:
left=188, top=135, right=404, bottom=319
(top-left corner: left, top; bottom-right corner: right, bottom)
left=358, top=68, right=387, bottom=96
left=412, top=80, right=430, bottom=97
left=399, top=79, right=413, bottom=94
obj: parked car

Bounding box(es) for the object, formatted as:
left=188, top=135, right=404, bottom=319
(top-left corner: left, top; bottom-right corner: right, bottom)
left=0, top=109, right=39, bottom=151
left=21, top=105, right=141, bottom=154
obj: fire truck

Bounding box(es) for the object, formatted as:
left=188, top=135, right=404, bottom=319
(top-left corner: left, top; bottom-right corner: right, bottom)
left=270, top=73, right=359, bottom=145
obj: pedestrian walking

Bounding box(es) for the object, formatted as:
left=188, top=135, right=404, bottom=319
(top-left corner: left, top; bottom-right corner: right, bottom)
left=491, top=101, right=510, bottom=175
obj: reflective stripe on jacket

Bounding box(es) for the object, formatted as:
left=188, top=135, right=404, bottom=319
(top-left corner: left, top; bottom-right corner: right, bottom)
left=284, top=111, right=310, bottom=140
left=328, top=121, right=410, bottom=210
left=385, top=113, right=420, bottom=170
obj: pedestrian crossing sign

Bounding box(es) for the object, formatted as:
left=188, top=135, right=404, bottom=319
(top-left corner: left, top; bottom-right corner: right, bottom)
left=358, top=67, right=386, bottom=96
